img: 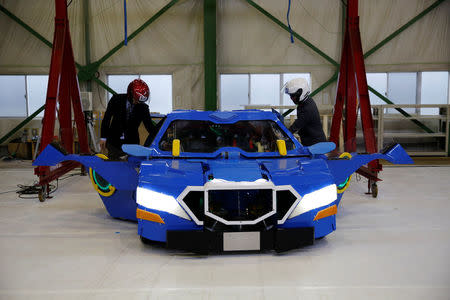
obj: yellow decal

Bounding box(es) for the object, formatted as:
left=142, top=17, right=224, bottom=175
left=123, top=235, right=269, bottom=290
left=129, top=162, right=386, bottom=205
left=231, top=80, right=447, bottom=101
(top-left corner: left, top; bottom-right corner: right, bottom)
left=89, top=154, right=116, bottom=197
left=337, top=152, right=353, bottom=193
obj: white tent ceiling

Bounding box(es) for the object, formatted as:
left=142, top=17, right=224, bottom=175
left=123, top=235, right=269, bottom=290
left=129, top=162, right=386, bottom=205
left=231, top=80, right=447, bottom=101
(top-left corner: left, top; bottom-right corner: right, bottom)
left=0, top=0, right=449, bottom=110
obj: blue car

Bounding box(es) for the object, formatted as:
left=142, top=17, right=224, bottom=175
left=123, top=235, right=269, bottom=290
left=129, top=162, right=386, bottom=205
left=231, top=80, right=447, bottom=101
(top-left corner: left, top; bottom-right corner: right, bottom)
left=34, top=110, right=413, bottom=253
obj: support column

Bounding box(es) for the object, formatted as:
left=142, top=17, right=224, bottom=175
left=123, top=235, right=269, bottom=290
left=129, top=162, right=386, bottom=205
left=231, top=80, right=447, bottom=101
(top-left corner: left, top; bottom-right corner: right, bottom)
left=204, top=0, right=217, bottom=111
left=83, top=0, right=91, bottom=92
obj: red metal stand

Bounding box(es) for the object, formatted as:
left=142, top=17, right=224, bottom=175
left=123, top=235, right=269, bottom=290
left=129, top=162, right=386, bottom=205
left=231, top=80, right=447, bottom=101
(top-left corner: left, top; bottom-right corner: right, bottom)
left=34, top=0, right=90, bottom=200
left=329, top=0, right=381, bottom=197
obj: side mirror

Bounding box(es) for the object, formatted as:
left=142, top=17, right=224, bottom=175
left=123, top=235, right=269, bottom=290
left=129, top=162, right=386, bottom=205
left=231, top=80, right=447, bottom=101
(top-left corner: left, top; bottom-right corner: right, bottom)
left=276, top=139, right=287, bottom=156
left=172, top=139, right=180, bottom=157
left=307, top=142, right=336, bottom=155
left=122, top=144, right=152, bottom=157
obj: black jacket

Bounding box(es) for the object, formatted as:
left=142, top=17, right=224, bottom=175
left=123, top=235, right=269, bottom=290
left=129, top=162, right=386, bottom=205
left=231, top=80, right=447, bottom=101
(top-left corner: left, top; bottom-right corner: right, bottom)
left=289, top=97, right=327, bottom=146
left=101, top=94, right=156, bottom=147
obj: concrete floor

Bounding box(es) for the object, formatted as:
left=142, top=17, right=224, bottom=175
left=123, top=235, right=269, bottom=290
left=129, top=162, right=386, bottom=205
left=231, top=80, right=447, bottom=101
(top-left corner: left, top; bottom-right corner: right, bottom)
left=0, top=164, right=449, bottom=300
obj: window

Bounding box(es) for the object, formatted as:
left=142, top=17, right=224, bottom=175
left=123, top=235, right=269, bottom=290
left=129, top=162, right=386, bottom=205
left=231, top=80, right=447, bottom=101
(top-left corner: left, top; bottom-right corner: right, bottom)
left=367, top=72, right=450, bottom=115
left=387, top=73, right=417, bottom=114
left=140, top=75, right=172, bottom=115
left=420, top=72, right=449, bottom=115
left=0, top=75, right=27, bottom=117
left=107, top=74, right=173, bottom=114
left=0, top=75, right=49, bottom=118
left=250, top=74, right=279, bottom=105
left=220, top=73, right=311, bottom=113
left=27, top=75, right=48, bottom=118
left=107, top=75, right=138, bottom=101
left=367, top=73, right=387, bottom=106
left=220, top=74, right=248, bottom=111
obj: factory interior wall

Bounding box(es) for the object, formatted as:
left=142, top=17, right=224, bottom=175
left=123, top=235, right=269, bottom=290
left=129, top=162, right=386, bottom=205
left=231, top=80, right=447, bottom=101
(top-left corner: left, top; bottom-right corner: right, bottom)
left=0, top=0, right=449, bottom=142
left=218, top=0, right=449, bottom=107
left=218, top=0, right=341, bottom=110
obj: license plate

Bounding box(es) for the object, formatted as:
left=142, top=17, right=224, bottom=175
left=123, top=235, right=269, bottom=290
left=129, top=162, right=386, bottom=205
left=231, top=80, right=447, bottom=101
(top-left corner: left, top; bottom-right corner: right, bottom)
left=223, top=232, right=260, bottom=251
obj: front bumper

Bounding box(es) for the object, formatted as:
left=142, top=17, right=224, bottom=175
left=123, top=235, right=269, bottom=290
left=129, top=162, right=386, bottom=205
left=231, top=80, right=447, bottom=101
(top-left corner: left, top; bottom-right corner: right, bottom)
left=166, top=227, right=314, bottom=254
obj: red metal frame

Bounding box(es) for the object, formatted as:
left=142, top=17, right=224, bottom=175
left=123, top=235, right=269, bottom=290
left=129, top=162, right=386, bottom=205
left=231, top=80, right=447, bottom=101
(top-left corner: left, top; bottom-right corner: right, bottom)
left=330, top=0, right=382, bottom=186
left=34, top=0, right=90, bottom=186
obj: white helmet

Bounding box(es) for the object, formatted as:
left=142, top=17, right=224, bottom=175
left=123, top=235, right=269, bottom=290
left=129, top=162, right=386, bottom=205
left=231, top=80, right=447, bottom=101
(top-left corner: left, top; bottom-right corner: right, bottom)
left=282, top=77, right=311, bottom=102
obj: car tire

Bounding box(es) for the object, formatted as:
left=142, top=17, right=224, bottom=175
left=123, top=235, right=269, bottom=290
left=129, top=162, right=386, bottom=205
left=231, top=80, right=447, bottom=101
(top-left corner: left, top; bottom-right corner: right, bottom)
left=140, top=235, right=152, bottom=245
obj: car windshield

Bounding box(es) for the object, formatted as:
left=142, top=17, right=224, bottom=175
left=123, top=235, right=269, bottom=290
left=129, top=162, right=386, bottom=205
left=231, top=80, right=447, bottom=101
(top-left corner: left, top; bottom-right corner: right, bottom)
left=159, top=120, right=295, bottom=153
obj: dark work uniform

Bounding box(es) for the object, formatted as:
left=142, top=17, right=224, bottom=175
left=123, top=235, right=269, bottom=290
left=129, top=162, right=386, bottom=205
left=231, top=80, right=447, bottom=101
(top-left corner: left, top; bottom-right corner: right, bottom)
left=289, top=97, right=327, bottom=146
left=101, top=94, right=156, bottom=159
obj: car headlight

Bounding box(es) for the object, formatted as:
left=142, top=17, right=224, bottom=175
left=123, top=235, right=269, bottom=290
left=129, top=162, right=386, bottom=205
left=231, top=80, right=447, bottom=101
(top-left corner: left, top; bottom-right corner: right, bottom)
left=288, top=184, right=337, bottom=219
left=136, top=187, right=191, bottom=220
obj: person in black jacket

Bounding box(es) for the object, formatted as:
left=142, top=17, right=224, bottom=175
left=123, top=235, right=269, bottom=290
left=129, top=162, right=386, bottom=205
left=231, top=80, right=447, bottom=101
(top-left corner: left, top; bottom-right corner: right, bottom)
left=283, top=78, right=326, bottom=146
left=100, top=79, right=157, bottom=159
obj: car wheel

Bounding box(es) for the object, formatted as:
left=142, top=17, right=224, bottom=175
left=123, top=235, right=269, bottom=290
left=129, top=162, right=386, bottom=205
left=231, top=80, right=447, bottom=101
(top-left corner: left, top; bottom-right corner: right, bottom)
left=371, top=182, right=378, bottom=198
left=140, top=235, right=152, bottom=245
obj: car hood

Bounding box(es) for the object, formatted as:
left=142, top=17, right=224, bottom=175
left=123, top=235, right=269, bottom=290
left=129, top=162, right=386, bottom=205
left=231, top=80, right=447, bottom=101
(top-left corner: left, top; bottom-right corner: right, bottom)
left=138, top=156, right=335, bottom=199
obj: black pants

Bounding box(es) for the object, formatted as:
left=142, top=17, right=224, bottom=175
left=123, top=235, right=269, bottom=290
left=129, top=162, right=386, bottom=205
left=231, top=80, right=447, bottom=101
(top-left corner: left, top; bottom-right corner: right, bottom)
left=106, top=142, right=126, bottom=160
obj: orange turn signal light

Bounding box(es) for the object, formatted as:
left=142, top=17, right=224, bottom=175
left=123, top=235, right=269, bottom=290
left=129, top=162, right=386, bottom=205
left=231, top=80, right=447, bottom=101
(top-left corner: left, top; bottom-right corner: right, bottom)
left=313, top=205, right=337, bottom=221
left=136, top=209, right=165, bottom=224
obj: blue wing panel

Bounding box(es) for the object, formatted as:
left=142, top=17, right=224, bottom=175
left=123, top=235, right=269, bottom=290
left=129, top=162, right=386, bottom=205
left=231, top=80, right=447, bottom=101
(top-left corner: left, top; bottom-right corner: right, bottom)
left=327, top=144, right=413, bottom=184
left=101, top=190, right=137, bottom=221
left=33, top=144, right=138, bottom=190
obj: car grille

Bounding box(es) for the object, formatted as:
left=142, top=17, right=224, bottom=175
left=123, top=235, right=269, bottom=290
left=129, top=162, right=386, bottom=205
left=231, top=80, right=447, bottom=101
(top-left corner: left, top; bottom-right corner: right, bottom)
left=207, top=189, right=274, bottom=224
left=179, top=187, right=298, bottom=229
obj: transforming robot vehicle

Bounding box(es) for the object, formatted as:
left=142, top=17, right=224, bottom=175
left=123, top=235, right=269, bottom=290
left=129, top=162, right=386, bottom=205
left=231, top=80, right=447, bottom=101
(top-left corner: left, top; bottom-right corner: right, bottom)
left=34, top=110, right=413, bottom=253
